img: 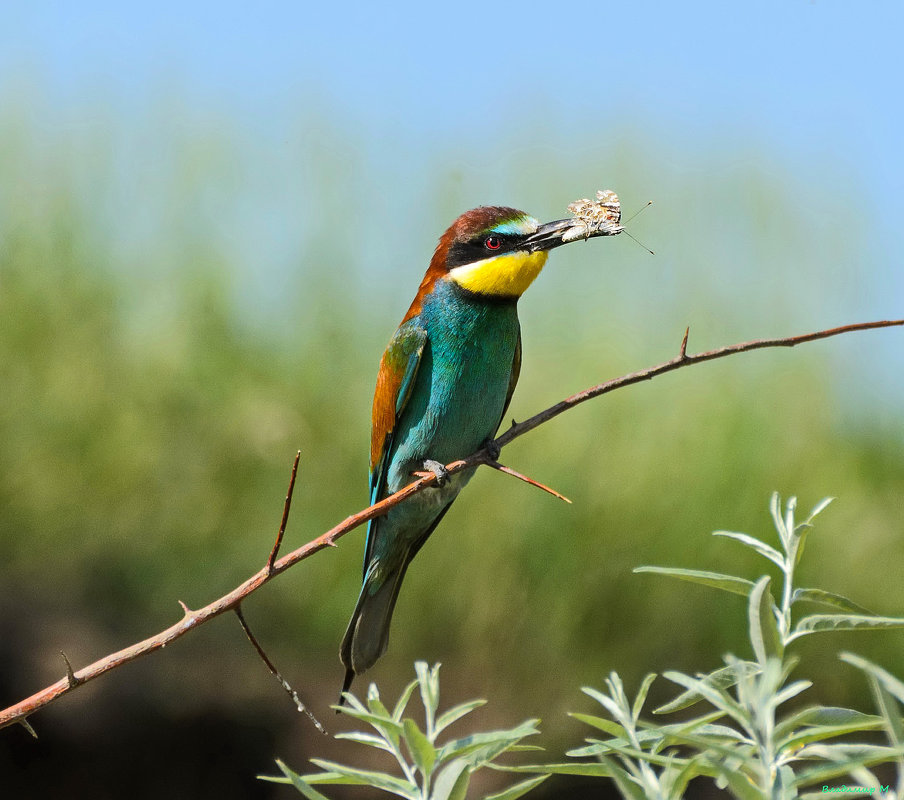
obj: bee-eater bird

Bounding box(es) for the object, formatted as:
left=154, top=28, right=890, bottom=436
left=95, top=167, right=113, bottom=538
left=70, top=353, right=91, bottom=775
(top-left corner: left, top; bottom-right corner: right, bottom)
left=340, top=201, right=622, bottom=695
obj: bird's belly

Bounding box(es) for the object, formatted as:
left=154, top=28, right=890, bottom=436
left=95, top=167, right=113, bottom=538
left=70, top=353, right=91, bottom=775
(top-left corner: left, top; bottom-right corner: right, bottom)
left=387, top=310, right=518, bottom=491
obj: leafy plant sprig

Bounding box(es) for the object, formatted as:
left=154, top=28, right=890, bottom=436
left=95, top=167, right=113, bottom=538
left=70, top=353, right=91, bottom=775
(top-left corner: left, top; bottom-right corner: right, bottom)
left=637, top=493, right=904, bottom=651
left=262, top=662, right=548, bottom=800
left=525, top=494, right=904, bottom=799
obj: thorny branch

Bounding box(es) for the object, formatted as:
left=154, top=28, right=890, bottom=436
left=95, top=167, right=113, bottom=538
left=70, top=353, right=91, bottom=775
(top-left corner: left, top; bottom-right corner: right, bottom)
left=1, top=317, right=901, bottom=732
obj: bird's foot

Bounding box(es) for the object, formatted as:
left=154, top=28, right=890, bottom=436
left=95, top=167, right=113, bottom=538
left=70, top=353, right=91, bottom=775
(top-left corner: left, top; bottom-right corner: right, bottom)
left=482, top=437, right=501, bottom=462
left=413, top=459, right=450, bottom=487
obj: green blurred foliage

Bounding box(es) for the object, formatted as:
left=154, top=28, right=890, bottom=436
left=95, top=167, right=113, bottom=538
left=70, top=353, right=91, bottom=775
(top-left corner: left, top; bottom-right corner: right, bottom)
left=0, top=99, right=902, bottom=796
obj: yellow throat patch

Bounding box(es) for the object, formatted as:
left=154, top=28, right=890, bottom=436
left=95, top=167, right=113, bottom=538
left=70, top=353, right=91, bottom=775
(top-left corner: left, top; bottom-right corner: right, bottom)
left=448, top=251, right=549, bottom=298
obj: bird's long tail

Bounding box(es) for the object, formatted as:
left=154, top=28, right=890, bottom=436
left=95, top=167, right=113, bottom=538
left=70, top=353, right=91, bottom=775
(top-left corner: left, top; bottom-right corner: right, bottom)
left=339, top=560, right=408, bottom=702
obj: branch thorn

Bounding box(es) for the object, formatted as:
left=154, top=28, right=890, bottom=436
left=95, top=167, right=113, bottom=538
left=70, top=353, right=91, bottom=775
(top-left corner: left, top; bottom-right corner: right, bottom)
left=60, top=651, right=81, bottom=688
left=178, top=600, right=192, bottom=617
left=680, top=327, right=690, bottom=359
left=19, top=717, right=38, bottom=739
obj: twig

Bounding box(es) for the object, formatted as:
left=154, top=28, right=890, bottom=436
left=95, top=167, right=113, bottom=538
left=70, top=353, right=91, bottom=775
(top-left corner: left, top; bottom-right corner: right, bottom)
left=485, top=461, right=572, bottom=503
left=493, top=319, right=904, bottom=450
left=0, top=317, right=900, bottom=730
left=234, top=605, right=326, bottom=734
left=268, top=450, right=301, bottom=573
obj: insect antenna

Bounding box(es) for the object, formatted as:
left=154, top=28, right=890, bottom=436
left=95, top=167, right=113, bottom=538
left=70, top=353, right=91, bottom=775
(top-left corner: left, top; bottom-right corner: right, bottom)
left=622, top=229, right=654, bottom=255
left=624, top=200, right=653, bottom=225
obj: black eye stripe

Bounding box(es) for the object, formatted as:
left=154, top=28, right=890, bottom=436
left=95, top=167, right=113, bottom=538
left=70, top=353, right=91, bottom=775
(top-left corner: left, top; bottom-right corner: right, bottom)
left=446, top=233, right=519, bottom=268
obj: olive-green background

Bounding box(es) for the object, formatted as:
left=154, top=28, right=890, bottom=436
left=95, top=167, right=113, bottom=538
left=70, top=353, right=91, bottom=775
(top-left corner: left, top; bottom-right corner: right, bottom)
left=2, top=5, right=903, bottom=798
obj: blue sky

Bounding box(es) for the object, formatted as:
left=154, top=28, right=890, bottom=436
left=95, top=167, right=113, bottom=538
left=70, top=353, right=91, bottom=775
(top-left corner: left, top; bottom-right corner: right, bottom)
left=5, top=2, right=902, bottom=161
left=2, top=1, right=902, bottom=338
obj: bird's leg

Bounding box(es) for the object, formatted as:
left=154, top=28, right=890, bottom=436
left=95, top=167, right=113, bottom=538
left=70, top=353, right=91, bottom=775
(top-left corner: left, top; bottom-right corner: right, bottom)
left=481, top=437, right=501, bottom=462
left=412, top=459, right=450, bottom=487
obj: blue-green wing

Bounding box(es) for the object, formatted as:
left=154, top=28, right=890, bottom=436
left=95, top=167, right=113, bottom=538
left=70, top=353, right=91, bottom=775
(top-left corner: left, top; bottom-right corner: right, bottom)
left=364, top=319, right=427, bottom=574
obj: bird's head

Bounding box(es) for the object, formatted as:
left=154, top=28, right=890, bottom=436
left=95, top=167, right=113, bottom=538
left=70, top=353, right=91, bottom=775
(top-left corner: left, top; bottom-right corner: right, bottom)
left=430, top=205, right=615, bottom=299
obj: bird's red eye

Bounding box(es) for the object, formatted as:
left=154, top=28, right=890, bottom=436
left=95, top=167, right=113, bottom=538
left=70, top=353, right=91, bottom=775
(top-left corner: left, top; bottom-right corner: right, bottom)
left=485, top=236, right=501, bottom=250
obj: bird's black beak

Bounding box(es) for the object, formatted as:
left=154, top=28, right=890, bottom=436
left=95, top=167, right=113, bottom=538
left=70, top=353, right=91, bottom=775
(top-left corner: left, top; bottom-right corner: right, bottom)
left=520, top=217, right=623, bottom=253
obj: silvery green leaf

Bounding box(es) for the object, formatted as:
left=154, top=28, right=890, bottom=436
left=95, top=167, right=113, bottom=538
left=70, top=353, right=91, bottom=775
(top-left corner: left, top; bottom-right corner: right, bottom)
left=604, top=758, right=648, bottom=800
left=336, top=691, right=367, bottom=713
left=774, top=705, right=882, bottom=741
left=435, top=700, right=487, bottom=736
left=333, top=707, right=403, bottom=748
left=771, top=492, right=790, bottom=548
left=791, top=588, right=875, bottom=616
left=266, top=759, right=333, bottom=800
left=874, top=682, right=904, bottom=749
left=655, top=662, right=760, bottom=714
left=841, top=652, right=904, bottom=706
left=580, top=728, right=664, bottom=750
left=650, top=709, right=731, bottom=736
left=789, top=614, right=904, bottom=641
left=748, top=575, right=782, bottom=665
left=604, top=736, right=738, bottom=768
left=713, top=530, right=784, bottom=567
left=308, top=759, right=419, bottom=798
left=777, top=764, right=797, bottom=800
left=367, top=682, right=389, bottom=717
left=792, top=497, right=832, bottom=568
left=531, top=757, right=644, bottom=800
left=403, top=717, right=436, bottom=776
left=777, top=718, right=885, bottom=752
left=845, top=652, right=904, bottom=783
left=664, top=754, right=711, bottom=799
left=393, top=678, right=420, bottom=722
left=632, top=673, right=657, bottom=722
left=845, top=767, right=885, bottom=795
left=568, top=712, right=627, bottom=738
left=437, top=720, right=540, bottom=764
left=662, top=671, right=747, bottom=722
left=657, top=729, right=759, bottom=766
left=685, top=723, right=752, bottom=742
left=582, top=686, right=629, bottom=726
left=770, top=680, right=812, bottom=710
left=634, top=566, right=753, bottom=597
left=784, top=496, right=798, bottom=544
left=465, top=737, right=537, bottom=769
left=565, top=743, right=606, bottom=758
left=515, top=761, right=619, bottom=776
left=705, top=760, right=763, bottom=800
left=804, top=496, right=834, bottom=524
left=415, top=662, right=440, bottom=730
left=429, top=758, right=470, bottom=800
left=334, top=731, right=395, bottom=752
left=792, top=744, right=904, bottom=787
left=483, top=775, right=550, bottom=800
